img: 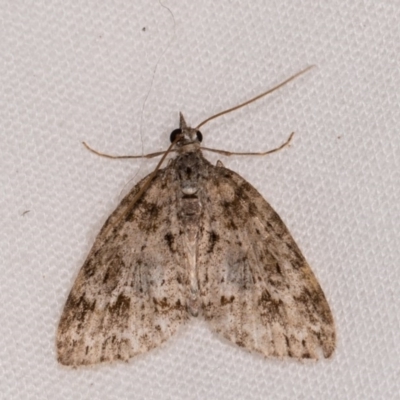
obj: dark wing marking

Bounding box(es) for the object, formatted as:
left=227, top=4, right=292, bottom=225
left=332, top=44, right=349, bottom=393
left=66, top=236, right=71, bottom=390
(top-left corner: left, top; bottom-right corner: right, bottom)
left=198, top=165, right=335, bottom=359
left=57, top=168, right=190, bottom=366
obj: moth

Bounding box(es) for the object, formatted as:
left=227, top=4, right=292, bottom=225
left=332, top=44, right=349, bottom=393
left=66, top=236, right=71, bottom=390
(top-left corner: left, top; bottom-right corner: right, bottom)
left=57, top=66, right=335, bottom=366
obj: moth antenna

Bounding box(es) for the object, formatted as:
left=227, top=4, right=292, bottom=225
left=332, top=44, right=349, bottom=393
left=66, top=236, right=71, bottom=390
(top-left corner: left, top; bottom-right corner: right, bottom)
left=195, top=65, right=315, bottom=130
left=83, top=141, right=168, bottom=159
left=202, top=132, right=294, bottom=157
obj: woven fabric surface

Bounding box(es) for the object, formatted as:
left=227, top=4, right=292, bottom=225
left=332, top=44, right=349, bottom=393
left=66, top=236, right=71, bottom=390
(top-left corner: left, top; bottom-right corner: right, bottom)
left=1, top=1, right=399, bottom=399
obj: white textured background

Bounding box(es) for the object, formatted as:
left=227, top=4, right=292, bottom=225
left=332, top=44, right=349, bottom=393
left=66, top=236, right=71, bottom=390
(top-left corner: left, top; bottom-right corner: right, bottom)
left=1, top=1, right=399, bottom=399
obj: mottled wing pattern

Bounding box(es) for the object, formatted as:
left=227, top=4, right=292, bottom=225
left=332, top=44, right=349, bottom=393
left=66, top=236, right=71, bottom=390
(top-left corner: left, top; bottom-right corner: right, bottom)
left=198, top=164, right=335, bottom=359
left=57, top=168, right=190, bottom=366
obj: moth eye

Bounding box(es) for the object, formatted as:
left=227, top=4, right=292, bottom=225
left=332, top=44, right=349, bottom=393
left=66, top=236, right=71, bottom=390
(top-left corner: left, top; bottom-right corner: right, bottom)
left=196, top=131, right=203, bottom=142
left=170, top=129, right=182, bottom=143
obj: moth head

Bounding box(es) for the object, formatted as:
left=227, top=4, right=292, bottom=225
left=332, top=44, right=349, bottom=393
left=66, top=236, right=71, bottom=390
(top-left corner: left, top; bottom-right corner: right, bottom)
left=170, top=113, right=203, bottom=149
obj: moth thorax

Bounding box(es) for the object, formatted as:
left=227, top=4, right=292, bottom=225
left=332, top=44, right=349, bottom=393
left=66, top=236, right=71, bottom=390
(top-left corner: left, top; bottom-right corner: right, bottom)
left=181, top=183, right=198, bottom=196
left=178, top=143, right=200, bottom=153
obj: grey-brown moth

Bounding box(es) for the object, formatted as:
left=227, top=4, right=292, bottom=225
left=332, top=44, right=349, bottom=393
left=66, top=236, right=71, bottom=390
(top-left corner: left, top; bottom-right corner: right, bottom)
left=57, top=67, right=335, bottom=366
